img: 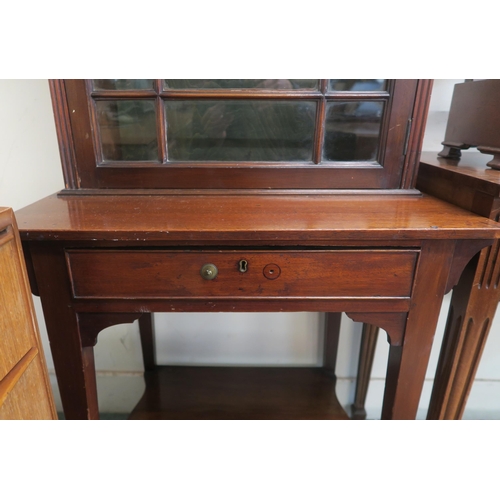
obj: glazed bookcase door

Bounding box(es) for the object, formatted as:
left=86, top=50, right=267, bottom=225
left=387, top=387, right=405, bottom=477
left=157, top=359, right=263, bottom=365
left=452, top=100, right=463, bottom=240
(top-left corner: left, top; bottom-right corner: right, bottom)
left=51, top=79, right=431, bottom=190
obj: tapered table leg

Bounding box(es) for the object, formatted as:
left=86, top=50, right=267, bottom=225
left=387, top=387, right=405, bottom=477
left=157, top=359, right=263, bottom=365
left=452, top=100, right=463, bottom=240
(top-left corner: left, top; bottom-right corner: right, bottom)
left=427, top=243, right=500, bottom=419
left=29, top=242, right=100, bottom=419
left=382, top=240, right=454, bottom=419
left=139, top=313, right=156, bottom=371
left=348, top=241, right=457, bottom=419
left=323, top=313, right=341, bottom=374
left=351, top=323, right=379, bottom=419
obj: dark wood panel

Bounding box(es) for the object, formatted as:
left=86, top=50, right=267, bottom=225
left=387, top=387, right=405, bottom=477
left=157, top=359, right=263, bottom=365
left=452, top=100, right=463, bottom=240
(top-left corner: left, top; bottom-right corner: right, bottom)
left=418, top=152, right=500, bottom=217
left=94, top=164, right=390, bottom=189
left=66, top=249, right=417, bottom=299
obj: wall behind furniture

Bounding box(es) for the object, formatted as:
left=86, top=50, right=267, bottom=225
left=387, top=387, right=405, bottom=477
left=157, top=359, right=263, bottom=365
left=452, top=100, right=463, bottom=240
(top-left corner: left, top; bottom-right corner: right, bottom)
left=1, top=79, right=498, bottom=418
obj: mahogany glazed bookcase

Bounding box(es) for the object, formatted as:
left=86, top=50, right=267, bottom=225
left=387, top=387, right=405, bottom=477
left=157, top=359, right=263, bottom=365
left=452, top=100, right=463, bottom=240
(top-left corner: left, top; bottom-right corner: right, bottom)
left=15, top=79, right=500, bottom=419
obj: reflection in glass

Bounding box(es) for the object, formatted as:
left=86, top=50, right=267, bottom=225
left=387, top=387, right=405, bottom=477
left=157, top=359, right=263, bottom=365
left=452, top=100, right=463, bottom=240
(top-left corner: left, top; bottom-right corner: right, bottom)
left=323, top=101, right=384, bottom=161
left=96, top=100, right=158, bottom=161
left=93, top=79, right=155, bottom=90
left=164, top=79, right=318, bottom=90
left=166, top=100, right=316, bottom=161
left=328, top=80, right=386, bottom=92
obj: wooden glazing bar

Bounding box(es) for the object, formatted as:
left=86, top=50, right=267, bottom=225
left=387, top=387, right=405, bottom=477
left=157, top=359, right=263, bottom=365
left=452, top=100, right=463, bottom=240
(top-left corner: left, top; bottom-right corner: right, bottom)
left=161, top=91, right=392, bottom=100
left=313, top=97, right=326, bottom=164
left=90, top=91, right=159, bottom=99
left=157, top=96, right=167, bottom=163
left=91, top=90, right=392, bottom=100
left=87, top=95, right=104, bottom=165
left=158, top=90, right=324, bottom=99
left=96, top=160, right=380, bottom=168
left=324, top=92, right=390, bottom=100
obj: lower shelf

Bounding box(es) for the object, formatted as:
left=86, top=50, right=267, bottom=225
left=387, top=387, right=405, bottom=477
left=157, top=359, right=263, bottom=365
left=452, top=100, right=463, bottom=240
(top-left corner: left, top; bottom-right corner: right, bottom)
left=128, top=366, right=349, bottom=420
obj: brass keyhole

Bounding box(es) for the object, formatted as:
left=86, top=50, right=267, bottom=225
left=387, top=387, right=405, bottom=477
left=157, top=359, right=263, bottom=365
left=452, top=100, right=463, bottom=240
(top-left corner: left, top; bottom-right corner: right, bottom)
left=239, top=259, right=248, bottom=273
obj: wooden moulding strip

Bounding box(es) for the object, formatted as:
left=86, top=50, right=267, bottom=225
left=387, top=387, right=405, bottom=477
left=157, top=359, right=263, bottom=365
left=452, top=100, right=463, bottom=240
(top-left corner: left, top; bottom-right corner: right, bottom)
left=0, top=347, right=38, bottom=407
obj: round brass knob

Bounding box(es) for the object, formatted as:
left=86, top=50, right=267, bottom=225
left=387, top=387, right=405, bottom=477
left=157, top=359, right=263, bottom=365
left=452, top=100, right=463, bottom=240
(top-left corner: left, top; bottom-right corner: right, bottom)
left=200, top=263, right=218, bottom=280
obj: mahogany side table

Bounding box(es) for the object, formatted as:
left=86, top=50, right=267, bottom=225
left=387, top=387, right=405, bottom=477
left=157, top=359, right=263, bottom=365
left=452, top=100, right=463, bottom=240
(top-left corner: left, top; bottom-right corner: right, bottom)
left=15, top=190, right=500, bottom=419
left=417, top=151, right=500, bottom=419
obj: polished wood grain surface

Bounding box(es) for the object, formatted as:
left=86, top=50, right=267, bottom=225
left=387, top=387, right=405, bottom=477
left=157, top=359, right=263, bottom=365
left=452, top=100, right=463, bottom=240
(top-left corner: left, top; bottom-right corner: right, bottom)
left=16, top=191, right=500, bottom=243
left=17, top=191, right=500, bottom=419
left=66, top=249, right=417, bottom=299
left=0, top=208, right=56, bottom=420
left=421, top=151, right=500, bottom=185
left=417, top=152, right=500, bottom=419
left=419, top=152, right=500, bottom=219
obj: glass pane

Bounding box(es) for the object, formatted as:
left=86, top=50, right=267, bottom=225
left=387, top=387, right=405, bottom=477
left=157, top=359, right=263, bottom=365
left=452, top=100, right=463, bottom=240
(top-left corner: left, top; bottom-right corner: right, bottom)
left=93, top=79, right=155, bottom=90
left=96, top=100, right=158, bottom=161
left=323, top=101, right=384, bottom=161
left=166, top=100, right=316, bottom=161
left=328, top=80, right=387, bottom=92
left=164, top=79, right=318, bottom=90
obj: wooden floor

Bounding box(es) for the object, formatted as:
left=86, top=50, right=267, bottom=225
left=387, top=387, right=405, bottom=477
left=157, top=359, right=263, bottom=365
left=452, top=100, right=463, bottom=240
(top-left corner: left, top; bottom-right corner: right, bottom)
left=129, top=366, right=349, bottom=420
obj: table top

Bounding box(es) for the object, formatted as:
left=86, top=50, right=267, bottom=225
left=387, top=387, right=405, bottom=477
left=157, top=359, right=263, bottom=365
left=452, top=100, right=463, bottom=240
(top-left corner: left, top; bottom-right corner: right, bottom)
left=14, top=190, right=500, bottom=244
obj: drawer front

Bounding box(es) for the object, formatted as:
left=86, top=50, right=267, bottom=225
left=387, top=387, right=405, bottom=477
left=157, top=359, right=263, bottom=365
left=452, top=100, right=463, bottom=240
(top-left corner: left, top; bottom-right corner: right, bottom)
left=66, top=250, right=418, bottom=300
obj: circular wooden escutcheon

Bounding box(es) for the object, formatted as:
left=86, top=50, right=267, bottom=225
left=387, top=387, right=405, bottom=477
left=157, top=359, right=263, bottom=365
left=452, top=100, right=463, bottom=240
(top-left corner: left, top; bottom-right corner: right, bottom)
left=263, top=263, right=281, bottom=280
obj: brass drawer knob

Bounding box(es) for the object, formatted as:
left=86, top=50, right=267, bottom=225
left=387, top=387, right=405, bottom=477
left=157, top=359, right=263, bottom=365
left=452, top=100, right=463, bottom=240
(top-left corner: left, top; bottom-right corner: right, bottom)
left=200, top=263, right=218, bottom=280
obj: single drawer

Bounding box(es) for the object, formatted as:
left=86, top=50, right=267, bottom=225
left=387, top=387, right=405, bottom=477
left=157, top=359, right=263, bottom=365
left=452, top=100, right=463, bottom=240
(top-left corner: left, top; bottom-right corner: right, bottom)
left=66, top=249, right=418, bottom=300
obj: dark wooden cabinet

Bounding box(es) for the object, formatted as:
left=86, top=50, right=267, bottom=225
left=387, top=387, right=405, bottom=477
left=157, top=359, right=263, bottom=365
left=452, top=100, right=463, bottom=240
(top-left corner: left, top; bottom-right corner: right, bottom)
left=15, top=79, right=500, bottom=419
left=438, top=80, right=500, bottom=169
left=52, top=79, right=430, bottom=190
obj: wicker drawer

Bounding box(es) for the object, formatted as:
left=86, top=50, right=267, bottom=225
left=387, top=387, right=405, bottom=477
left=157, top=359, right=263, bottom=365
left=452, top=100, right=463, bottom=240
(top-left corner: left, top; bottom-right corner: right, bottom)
left=66, top=249, right=418, bottom=300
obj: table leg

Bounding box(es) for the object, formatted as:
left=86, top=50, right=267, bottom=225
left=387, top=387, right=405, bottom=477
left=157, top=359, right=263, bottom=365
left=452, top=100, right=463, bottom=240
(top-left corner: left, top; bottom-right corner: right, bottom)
left=323, top=314, right=380, bottom=420
left=28, top=243, right=100, bottom=419
left=323, top=313, right=341, bottom=374
left=427, top=243, right=500, bottom=419
left=139, top=313, right=156, bottom=371
left=349, top=241, right=455, bottom=419
left=382, top=240, right=455, bottom=419
left=351, top=323, right=379, bottom=420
